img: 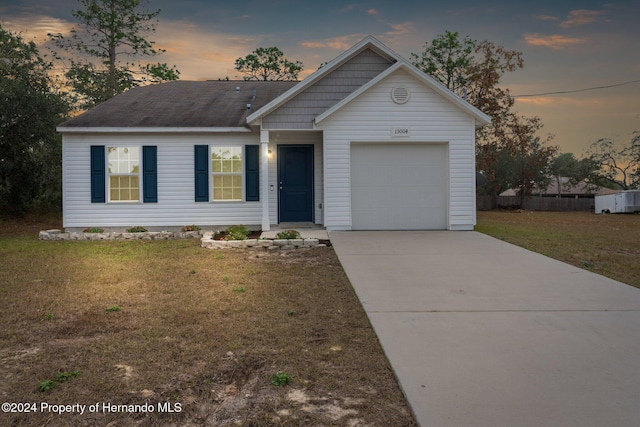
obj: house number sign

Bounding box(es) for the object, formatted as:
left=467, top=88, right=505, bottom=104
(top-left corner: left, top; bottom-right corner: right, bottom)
left=391, top=127, right=411, bottom=137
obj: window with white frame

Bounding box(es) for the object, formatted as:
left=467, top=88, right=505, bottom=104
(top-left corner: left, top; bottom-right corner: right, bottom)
left=108, top=146, right=140, bottom=202
left=211, top=146, right=243, bottom=201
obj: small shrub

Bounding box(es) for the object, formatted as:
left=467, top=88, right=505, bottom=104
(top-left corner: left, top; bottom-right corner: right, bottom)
left=181, top=224, right=201, bottom=232
left=126, top=226, right=147, bottom=233
left=43, top=313, right=54, bottom=321
left=38, top=380, right=56, bottom=392
left=189, top=269, right=196, bottom=274
left=233, top=286, right=245, bottom=293
left=276, top=229, right=301, bottom=240
left=105, top=305, right=121, bottom=312
left=39, top=370, right=81, bottom=392
left=83, top=227, right=104, bottom=233
left=272, top=371, right=291, bottom=387
left=224, top=224, right=249, bottom=241
left=56, top=371, right=80, bottom=382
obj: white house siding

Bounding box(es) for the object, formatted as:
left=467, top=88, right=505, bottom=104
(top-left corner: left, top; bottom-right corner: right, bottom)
left=316, top=69, right=477, bottom=231
left=62, top=132, right=266, bottom=229
left=262, top=49, right=393, bottom=130
left=265, top=131, right=324, bottom=225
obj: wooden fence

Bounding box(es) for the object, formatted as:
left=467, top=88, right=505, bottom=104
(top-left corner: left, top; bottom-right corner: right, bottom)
left=477, top=195, right=595, bottom=211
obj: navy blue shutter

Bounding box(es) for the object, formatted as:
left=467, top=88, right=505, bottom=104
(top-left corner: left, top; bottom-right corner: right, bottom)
left=142, top=146, right=157, bottom=203
left=90, top=145, right=106, bottom=203
left=194, top=145, right=209, bottom=202
left=245, top=145, right=259, bottom=201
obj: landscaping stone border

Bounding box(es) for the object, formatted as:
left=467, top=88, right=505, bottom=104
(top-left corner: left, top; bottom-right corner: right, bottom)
left=38, top=229, right=203, bottom=241
left=38, top=229, right=326, bottom=252
left=200, top=232, right=321, bottom=251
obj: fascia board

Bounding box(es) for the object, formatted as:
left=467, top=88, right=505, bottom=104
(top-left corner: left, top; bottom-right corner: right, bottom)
left=56, top=127, right=253, bottom=134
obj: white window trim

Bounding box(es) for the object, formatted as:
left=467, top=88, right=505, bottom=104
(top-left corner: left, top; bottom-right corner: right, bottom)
left=107, top=145, right=142, bottom=203
left=210, top=145, right=245, bottom=203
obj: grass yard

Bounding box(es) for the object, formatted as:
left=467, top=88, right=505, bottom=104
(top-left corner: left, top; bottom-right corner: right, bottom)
left=476, top=210, right=640, bottom=289
left=0, top=215, right=416, bottom=426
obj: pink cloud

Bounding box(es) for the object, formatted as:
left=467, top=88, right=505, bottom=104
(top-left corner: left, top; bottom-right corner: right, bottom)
left=524, top=33, right=587, bottom=49
left=368, top=9, right=379, bottom=15
left=301, top=34, right=365, bottom=51
left=560, top=9, right=606, bottom=28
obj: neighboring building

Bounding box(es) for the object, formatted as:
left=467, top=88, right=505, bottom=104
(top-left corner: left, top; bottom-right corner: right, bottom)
left=500, top=177, right=613, bottom=199
left=58, top=36, right=490, bottom=231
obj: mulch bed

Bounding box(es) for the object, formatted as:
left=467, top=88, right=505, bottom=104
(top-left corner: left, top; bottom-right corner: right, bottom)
left=212, top=230, right=262, bottom=240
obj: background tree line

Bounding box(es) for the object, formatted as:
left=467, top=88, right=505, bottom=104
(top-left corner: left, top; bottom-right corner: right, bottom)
left=1, top=0, right=179, bottom=215
left=1, top=3, right=638, bottom=216
left=410, top=30, right=640, bottom=208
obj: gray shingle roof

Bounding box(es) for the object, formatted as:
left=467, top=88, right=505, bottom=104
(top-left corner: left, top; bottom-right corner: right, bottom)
left=59, top=80, right=299, bottom=128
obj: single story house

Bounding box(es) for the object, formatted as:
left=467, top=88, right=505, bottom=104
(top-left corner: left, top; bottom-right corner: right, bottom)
left=58, top=36, right=490, bottom=232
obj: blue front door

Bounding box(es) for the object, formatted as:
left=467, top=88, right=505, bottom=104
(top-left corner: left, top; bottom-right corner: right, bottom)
left=278, top=145, right=313, bottom=222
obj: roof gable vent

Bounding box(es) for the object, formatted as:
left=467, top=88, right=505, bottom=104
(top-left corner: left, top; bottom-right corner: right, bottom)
left=391, top=87, right=410, bottom=104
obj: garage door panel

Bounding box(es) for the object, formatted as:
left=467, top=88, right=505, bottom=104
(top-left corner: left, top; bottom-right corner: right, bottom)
left=351, top=143, right=447, bottom=230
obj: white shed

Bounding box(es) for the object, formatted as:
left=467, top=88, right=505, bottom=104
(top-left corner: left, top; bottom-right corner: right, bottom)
left=58, top=36, right=490, bottom=231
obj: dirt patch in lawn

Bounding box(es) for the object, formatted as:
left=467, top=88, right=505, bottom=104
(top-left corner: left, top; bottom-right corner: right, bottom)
left=0, top=218, right=416, bottom=426
left=476, top=210, right=640, bottom=288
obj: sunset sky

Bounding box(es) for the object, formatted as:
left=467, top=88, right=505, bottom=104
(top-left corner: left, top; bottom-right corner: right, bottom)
left=2, top=0, right=639, bottom=155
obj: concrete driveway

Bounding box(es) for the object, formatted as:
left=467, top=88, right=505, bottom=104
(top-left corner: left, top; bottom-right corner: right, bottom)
left=330, top=231, right=640, bottom=427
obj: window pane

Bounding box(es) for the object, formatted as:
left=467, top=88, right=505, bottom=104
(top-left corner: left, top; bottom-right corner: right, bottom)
left=232, top=175, right=242, bottom=187
left=233, top=188, right=242, bottom=200
left=230, top=147, right=241, bottom=159
left=130, top=177, right=140, bottom=201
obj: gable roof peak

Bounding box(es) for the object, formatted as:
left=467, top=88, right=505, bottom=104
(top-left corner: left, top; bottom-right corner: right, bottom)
left=246, top=35, right=403, bottom=124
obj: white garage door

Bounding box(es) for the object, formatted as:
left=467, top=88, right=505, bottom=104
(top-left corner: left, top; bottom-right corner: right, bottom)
left=351, top=143, right=448, bottom=230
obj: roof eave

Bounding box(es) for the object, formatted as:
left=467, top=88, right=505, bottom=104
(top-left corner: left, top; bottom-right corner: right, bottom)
left=56, top=126, right=253, bottom=134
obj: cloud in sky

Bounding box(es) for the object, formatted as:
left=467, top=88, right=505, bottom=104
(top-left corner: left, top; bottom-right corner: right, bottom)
left=301, top=34, right=365, bottom=51
left=153, top=20, right=260, bottom=80
left=560, top=9, right=606, bottom=28
left=523, top=33, right=587, bottom=49
left=367, top=9, right=379, bottom=16
left=535, top=15, right=559, bottom=22
left=2, top=14, right=73, bottom=45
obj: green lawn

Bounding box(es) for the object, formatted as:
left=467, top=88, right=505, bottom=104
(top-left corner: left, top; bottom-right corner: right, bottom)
left=0, top=216, right=416, bottom=427
left=476, top=210, right=640, bottom=288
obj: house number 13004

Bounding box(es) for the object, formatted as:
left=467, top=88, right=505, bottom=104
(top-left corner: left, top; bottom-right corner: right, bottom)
left=392, top=127, right=410, bottom=137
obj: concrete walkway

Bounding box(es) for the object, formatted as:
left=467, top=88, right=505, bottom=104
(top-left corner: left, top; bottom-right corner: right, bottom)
left=260, top=223, right=329, bottom=240
left=330, top=231, right=640, bottom=427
